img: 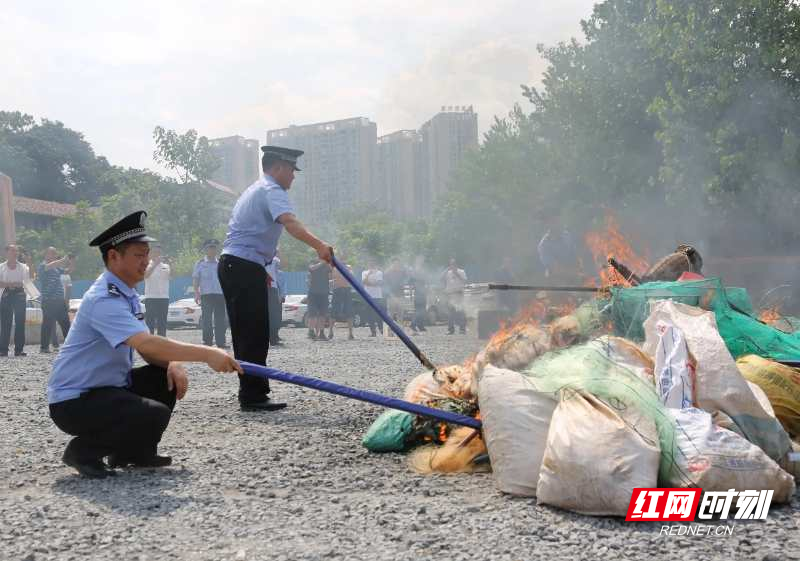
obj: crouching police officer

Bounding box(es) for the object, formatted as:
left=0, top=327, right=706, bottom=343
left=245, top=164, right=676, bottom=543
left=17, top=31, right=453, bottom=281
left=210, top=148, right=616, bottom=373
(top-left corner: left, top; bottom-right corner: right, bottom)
left=47, top=211, right=242, bottom=478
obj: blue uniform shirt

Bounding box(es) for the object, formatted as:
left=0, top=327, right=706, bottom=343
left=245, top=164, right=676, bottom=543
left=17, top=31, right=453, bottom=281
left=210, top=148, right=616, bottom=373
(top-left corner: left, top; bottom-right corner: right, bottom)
left=193, top=258, right=223, bottom=295
left=47, top=270, right=148, bottom=404
left=221, top=175, right=294, bottom=266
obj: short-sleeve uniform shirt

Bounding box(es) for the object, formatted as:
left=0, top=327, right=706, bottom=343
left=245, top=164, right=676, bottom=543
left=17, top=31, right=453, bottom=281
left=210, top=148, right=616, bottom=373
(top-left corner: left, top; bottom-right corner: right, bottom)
left=47, top=270, right=148, bottom=404
left=222, top=175, right=294, bottom=266
left=193, top=258, right=223, bottom=295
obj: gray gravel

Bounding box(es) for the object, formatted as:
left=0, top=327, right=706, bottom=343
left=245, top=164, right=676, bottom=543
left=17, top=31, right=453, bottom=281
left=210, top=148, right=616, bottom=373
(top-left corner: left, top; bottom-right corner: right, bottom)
left=1, top=324, right=798, bottom=561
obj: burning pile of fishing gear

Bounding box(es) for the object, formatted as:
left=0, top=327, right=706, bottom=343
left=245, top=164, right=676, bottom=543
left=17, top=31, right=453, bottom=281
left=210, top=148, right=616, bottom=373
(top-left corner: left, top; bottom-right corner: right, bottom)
left=360, top=252, right=800, bottom=517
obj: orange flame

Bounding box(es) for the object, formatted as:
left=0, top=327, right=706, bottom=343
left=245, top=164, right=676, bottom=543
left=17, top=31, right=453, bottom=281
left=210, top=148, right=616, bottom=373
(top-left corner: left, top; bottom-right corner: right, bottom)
left=584, top=213, right=649, bottom=287
left=759, top=306, right=782, bottom=323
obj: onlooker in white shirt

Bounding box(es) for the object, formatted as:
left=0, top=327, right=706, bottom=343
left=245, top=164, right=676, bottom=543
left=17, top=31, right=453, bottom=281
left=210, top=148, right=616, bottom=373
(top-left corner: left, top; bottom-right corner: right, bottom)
left=361, top=258, right=385, bottom=336
left=144, top=245, right=171, bottom=336
left=441, top=258, right=467, bottom=334
left=0, top=244, right=31, bottom=357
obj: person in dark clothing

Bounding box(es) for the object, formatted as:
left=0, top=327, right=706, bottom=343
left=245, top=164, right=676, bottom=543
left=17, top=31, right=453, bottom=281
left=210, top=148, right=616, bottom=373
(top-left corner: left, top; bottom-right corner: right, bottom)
left=38, top=247, right=73, bottom=353
left=308, top=260, right=331, bottom=340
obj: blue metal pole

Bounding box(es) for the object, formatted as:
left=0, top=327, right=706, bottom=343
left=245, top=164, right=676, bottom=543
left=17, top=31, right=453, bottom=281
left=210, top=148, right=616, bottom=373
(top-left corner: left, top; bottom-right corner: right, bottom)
left=331, top=255, right=437, bottom=372
left=240, top=361, right=482, bottom=430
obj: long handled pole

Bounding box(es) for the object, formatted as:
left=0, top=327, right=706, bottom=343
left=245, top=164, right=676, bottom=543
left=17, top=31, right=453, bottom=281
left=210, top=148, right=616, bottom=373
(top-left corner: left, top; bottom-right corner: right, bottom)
left=241, top=362, right=482, bottom=429
left=331, top=255, right=437, bottom=372
left=487, top=283, right=603, bottom=293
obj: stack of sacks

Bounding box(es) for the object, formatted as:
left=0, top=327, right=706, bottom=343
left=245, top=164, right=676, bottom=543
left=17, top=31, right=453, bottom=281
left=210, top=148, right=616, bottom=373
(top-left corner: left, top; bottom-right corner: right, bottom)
left=642, top=300, right=795, bottom=502
left=478, top=337, right=662, bottom=515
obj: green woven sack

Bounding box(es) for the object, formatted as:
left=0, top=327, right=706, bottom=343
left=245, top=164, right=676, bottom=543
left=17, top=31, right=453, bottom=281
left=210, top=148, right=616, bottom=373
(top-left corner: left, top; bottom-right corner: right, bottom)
left=362, top=410, right=415, bottom=452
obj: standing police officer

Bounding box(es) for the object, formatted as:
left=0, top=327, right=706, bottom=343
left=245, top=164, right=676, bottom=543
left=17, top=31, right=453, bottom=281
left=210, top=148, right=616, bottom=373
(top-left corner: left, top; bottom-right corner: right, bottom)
left=47, top=211, right=242, bottom=478
left=193, top=239, right=227, bottom=348
left=219, top=146, right=332, bottom=411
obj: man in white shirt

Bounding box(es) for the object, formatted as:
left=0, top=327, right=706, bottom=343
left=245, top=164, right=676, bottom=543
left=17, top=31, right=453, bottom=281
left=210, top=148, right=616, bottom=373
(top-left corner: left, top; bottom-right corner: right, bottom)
left=361, top=258, right=385, bottom=337
left=0, top=244, right=31, bottom=357
left=441, top=258, right=467, bottom=335
left=144, top=245, right=171, bottom=336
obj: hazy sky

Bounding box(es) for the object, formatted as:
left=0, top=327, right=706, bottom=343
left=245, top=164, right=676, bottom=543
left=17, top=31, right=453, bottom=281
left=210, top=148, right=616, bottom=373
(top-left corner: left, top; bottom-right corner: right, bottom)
left=2, top=1, right=597, bottom=170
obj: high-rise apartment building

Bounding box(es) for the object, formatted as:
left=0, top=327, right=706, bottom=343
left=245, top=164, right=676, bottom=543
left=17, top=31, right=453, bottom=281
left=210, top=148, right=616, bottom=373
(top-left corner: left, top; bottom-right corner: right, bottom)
left=419, top=106, right=478, bottom=215
left=376, top=130, right=424, bottom=219
left=267, top=117, right=377, bottom=225
left=208, top=136, right=260, bottom=194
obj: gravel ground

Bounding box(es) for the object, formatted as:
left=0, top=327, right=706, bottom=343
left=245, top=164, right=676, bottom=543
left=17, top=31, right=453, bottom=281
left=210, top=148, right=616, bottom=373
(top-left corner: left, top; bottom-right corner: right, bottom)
left=1, top=324, right=798, bottom=561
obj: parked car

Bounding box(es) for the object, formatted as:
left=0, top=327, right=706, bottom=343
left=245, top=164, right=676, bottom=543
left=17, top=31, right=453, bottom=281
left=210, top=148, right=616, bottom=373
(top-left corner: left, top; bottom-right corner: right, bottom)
left=282, top=294, right=308, bottom=327
left=168, top=298, right=201, bottom=329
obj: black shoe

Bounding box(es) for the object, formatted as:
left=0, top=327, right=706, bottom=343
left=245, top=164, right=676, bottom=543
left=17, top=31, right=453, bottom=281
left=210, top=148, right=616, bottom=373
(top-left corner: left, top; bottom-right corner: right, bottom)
left=0, top=352, right=7, bottom=357
left=348, top=334, right=355, bottom=340
left=447, top=330, right=455, bottom=335
left=40, top=348, right=50, bottom=354
left=369, top=331, right=376, bottom=337
left=14, top=352, right=27, bottom=357
left=108, top=454, right=172, bottom=468
left=240, top=398, right=287, bottom=412
left=217, top=344, right=229, bottom=349
left=63, top=450, right=115, bottom=479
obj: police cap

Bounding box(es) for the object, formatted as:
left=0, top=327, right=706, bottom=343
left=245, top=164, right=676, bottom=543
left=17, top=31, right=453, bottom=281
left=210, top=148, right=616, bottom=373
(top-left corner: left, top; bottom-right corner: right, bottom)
left=202, top=239, right=220, bottom=250
left=89, top=210, right=157, bottom=249
left=261, top=145, right=303, bottom=171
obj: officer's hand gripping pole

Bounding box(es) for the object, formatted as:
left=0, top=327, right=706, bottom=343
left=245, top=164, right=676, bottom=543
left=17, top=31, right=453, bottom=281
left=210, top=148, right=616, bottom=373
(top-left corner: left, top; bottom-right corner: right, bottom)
left=331, top=254, right=438, bottom=372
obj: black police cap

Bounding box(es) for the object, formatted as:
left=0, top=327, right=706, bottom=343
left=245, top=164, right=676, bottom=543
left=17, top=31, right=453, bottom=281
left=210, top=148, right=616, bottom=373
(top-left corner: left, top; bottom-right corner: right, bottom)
left=89, top=210, right=157, bottom=249
left=261, top=145, right=303, bottom=171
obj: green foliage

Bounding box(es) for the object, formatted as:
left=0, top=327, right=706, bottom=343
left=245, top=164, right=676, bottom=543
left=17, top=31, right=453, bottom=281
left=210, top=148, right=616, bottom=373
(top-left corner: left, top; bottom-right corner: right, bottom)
left=11, top=124, right=232, bottom=279
left=0, top=111, right=115, bottom=203
left=152, top=126, right=220, bottom=183
left=431, top=0, right=800, bottom=271
left=331, top=204, right=433, bottom=269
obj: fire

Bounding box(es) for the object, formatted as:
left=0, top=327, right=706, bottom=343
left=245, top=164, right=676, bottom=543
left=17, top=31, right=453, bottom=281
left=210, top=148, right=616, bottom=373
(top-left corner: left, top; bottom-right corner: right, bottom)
left=759, top=306, right=782, bottom=323
left=585, top=213, right=649, bottom=287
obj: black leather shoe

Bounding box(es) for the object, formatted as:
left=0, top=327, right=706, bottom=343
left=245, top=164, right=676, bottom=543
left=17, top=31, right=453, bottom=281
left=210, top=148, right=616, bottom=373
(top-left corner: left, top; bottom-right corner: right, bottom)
left=108, top=454, right=172, bottom=468
left=63, top=450, right=115, bottom=479
left=240, top=399, right=287, bottom=412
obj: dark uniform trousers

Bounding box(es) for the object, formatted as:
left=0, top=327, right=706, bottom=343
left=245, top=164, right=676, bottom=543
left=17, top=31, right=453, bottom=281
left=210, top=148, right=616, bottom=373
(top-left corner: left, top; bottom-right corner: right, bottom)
left=200, top=293, right=227, bottom=347
left=41, top=298, right=70, bottom=350
left=49, top=365, right=177, bottom=462
left=218, top=255, right=270, bottom=404
left=0, top=289, right=27, bottom=354
left=145, top=297, right=169, bottom=337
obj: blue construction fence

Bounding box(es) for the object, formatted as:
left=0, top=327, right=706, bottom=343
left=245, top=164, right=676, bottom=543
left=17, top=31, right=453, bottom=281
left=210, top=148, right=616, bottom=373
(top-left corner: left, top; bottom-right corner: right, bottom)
left=69, top=271, right=312, bottom=301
